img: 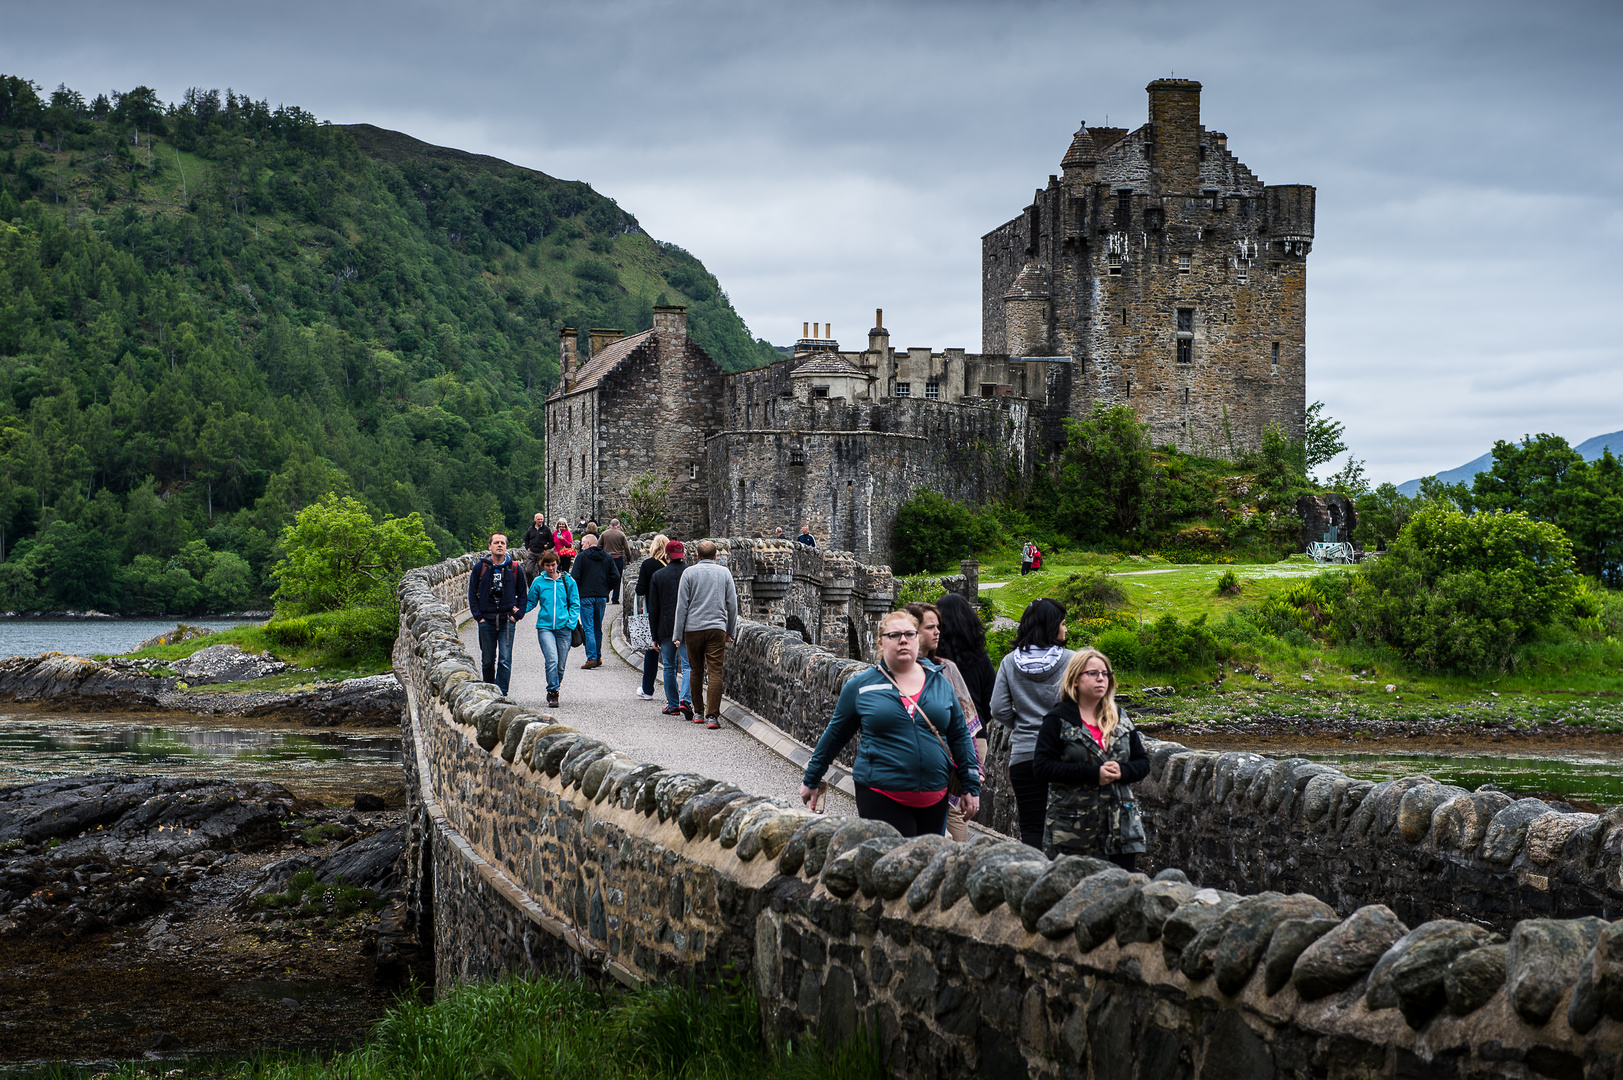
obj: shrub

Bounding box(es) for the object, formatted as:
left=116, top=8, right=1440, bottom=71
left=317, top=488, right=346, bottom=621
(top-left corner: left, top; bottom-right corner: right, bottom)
left=264, top=615, right=312, bottom=648
left=1334, top=506, right=1578, bottom=673
left=986, top=626, right=1017, bottom=668
left=1137, top=614, right=1222, bottom=672
left=1093, top=627, right=1141, bottom=671
left=1215, top=569, right=1240, bottom=596
left=891, top=491, right=983, bottom=574
left=1054, top=570, right=1127, bottom=619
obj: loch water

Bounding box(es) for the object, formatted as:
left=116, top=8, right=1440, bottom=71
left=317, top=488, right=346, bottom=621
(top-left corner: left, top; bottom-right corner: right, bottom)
left=0, top=617, right=257, bottom=659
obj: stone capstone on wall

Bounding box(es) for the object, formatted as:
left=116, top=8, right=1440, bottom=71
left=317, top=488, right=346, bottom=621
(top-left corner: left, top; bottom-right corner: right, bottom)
left=393, top=553, right=1623, bottom=1077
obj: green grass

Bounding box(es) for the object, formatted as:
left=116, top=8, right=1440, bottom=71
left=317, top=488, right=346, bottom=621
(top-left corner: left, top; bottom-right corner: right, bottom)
left=8, top=973, right=883, bottom=1080
left=979, top=556, right=1623, bottom=719
left=97, top=607, right=398, bottom=681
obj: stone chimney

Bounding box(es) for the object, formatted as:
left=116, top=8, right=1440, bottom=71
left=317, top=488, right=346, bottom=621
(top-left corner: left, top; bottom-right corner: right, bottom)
left=560, top=327, right=578, bottom=391
left=652, top=305, right=688, bottom=362
left=866, top=308, right=891, bottom=371
left=588, top=328, right=624, bottom=358
left=1146, top=78, right=1202, bottom=195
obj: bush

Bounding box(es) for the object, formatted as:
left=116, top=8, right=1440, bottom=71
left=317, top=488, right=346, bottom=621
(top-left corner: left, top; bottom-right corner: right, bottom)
left=264, top=605, right=396, bottom=667
left=1334, top=506, right=1578, bottom=673
left=986, top=626, right=1017, bottom=668
left=1054, top=570, right=1127, bottom=619
left=891, top=491, right=985, bottom=574
left=1093, top=627, right=1141, bottom=671
left=1137, top=614, right=1222, bottom=672
left=1215, top=569, right=1240, bottom=596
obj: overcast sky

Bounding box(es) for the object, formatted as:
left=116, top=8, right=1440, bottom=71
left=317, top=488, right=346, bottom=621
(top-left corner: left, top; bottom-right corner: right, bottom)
left=3, top=0, right=1620, bottom=484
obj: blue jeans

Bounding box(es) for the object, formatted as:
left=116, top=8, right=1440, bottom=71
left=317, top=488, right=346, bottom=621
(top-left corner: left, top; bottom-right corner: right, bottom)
left=536, top=626, right=573, bottom=693
left=659, top=639, right=691, bottom=709
left=579, top=597, right=607, bottom=660
left=476, top=618, right=516, bottom=694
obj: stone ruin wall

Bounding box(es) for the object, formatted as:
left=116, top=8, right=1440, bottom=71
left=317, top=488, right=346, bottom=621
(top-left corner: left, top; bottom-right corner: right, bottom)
left=393, top=553, right=1623, bottom=1078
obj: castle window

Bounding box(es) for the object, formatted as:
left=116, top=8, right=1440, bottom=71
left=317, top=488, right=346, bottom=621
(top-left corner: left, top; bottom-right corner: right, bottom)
left=1108, top=252, right=1123, bottom=276
left=895, top=382, right=911, bottom=397
left=689, top=463, right=699, bottom=480
left=1237, top=259, right=1250, bottom=285
left=567, top=458, right=572, bottom=483
left=980, top=383, right=997, bottom=398
left=1272, top=342, right=1280, bottom=373
left=581, top=454, right=586, bottom=479
left=1176, top=308, right=1195, bottom=364
left=1183, top=388, right=1190, bottom=405
left=1122, top=308, right=1128, bottom=325
left=925, top=381, right=940, bottom=400
left=1115, top=189, right=1132, bottom=230
left=1178, top=253, right=1191, bottom=274
left=812, top=385, right=829, bottom=399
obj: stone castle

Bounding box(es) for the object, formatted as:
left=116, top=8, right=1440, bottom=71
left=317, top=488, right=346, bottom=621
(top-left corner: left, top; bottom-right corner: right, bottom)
left=546, top=78, right=1313, bottom=562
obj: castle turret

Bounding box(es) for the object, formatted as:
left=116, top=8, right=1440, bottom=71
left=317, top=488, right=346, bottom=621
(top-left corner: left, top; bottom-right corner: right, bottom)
left=1146, top=78, right=1202, bottom=194
left=1060, top=123, right=1098, bottom=188
left=1003, top=262, right=1052, bottom=357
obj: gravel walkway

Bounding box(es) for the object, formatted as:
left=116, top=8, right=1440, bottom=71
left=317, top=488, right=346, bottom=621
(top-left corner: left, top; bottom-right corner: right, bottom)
left=460, top=606, right=855, bottom=815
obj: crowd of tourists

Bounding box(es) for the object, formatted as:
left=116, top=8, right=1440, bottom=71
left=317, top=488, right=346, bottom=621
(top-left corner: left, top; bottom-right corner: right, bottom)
left=473, top=519, right=1143, bottom=860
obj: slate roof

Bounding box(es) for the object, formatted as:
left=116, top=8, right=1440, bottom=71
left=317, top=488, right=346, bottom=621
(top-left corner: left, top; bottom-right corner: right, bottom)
left=551, top=329, right=656, bottom=397
left=791, top=352, right=869, bottom=377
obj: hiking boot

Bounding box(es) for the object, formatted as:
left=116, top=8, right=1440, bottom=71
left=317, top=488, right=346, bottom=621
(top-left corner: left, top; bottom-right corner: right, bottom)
left=706, top=716, right=721, bottom=729
left=678, top=700, right=694, bottom=722
left=547, top=691, right=559, bottom=708
left=581, top=659, right=602, bottom=669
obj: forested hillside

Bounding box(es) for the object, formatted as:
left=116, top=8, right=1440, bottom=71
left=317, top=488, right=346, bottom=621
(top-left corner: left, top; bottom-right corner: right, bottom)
left=0, top=76, right=779, bottom=613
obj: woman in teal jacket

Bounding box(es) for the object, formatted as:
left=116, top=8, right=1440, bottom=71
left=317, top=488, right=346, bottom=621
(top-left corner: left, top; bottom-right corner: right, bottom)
left=800, top=610, right=981, bottom=836
left=523, top=550, right=580, bottom=709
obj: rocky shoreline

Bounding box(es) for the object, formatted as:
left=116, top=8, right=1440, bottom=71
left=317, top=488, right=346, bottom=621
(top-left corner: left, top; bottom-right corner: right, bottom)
left=0, top=650, right=404, bottom=726
left=0, top=774, right=417, bottom=1062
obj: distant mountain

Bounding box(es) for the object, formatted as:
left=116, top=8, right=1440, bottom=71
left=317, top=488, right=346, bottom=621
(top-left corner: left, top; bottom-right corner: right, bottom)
left=1397, top=429, right=1623, bottom=496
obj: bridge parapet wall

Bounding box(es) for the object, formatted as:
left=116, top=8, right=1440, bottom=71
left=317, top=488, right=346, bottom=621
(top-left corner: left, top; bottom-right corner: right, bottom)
left=392, top=554, right=1623, bottom=1077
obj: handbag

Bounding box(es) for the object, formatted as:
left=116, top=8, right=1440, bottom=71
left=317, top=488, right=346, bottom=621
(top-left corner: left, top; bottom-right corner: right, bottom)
left=626, top=594, right=656, bottom=652
left=570, top=623, right=585, bottom=648
left=876, top=665, right=964, bottom=796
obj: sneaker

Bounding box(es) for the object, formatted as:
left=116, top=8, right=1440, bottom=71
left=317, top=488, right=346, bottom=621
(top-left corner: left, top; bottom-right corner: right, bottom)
left=706, top=716, right=721, bottom=729
left=661, top=705, right=683, bottom=716
left=691, top=711, right=706, bottom=724
left=678, top=701, right=694, bottom=722
left=635, top=689, right=654, bottom=700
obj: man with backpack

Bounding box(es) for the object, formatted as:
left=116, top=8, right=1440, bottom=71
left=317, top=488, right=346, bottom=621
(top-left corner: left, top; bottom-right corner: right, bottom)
left=468, top=533, right=528, bottom=694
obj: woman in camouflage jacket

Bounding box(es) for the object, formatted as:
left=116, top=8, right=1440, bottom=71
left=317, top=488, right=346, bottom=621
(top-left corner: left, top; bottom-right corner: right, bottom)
left=1031, top=648, right=1149, bottom=870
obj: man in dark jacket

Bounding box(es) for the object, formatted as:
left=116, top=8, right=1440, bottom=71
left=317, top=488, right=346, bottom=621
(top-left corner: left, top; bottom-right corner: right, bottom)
left=569, top=534, right=620, bottom=668
left=645, top=541, right=692, bottom=718
left=468, top=533, right=527, bottom=693
left=521, top=513, right=555, bottom=576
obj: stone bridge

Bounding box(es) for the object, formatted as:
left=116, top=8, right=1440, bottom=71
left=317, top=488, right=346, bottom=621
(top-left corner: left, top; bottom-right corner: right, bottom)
left=394, top=552, right=1623, bottom=1078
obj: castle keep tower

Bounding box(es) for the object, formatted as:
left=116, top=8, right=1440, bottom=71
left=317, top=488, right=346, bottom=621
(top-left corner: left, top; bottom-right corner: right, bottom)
left=982, top=78, right=1313, bottom=452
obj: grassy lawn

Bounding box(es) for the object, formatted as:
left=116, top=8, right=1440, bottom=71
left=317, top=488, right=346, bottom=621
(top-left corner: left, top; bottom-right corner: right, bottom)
left=968, top=556, right=1623, bottom=728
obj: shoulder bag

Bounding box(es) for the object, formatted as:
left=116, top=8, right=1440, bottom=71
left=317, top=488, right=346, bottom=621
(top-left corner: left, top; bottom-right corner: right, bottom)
left=626, top=592, right=656, bottom=652
left=876, top=665, right=963, bottom=796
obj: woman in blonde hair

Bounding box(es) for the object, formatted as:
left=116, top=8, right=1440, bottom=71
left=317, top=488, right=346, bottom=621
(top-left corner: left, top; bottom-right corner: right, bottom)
left=631, top=534, right=669, bottom=701
left=1030, top=648, right=1148, bottom=869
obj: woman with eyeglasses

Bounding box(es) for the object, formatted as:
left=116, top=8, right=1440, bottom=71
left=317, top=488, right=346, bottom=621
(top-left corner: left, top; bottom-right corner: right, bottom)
left=800, top=610, right=981, bottom=837
left=1031, top=648, right=1148, bottom=869
left=990, top=598, right=1074, bottom=850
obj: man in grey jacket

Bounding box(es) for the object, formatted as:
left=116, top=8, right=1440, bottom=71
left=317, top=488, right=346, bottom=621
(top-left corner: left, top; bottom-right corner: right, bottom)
left=671, top=539, right=738, bottom=729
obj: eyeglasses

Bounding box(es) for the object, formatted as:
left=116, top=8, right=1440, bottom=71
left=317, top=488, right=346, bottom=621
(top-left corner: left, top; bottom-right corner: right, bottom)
left=1079, top=669, right=1112, bottom=679
left=880, top=631, right=919, bottom=642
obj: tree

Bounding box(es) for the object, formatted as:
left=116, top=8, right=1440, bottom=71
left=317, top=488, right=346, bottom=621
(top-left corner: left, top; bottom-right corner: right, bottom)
left=891, top=491, right=981, bottom=574
left=1053, top=405, right=1157, bottom=542
left=1466, top=435, right=1623, bottom=584
left=1303, top=400, right=1347, bottom=477
left=271, top=494, right=437, bottom=615
left=1334, top=506, right=1577, bottom=673
left=623, top=471, right=670, bottom=536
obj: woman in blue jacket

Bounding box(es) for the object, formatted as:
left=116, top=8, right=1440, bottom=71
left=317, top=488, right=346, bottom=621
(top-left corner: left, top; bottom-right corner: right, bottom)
left=523, top=550, right=580, bottom=709
left=800, top=610, right=981, bottom=836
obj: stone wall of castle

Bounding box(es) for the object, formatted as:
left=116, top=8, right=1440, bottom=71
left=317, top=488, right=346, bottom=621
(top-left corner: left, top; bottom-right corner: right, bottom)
left=703, top=398, right=1035, bottom=564
left=543, top=387, right=598, bottom=529
left=394, top=554, right=1623, bottom=1078
left=982, top=80, right=1310, bottom=455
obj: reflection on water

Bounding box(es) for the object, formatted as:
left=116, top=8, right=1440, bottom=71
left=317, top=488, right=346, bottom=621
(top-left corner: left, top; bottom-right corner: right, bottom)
left=1298, top=750, right=1623, bottom=805
left=0, top=717, right=403, bottom=802
left=0, top=618, right=259, bottom=659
